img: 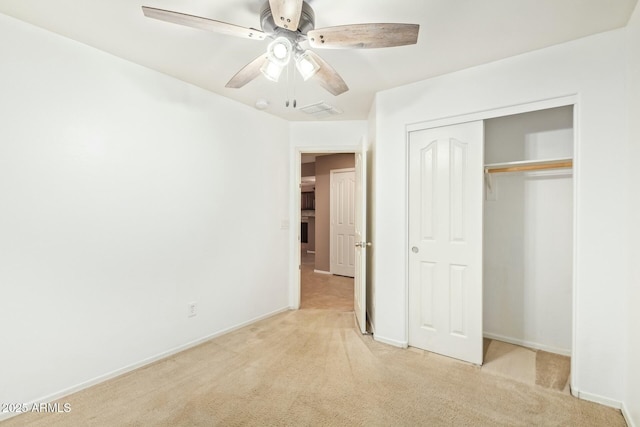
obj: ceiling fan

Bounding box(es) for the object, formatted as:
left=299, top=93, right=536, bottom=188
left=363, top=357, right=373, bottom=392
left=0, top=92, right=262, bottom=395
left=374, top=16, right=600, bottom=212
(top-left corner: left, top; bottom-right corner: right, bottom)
left=141, top=0, right=419, bottom=96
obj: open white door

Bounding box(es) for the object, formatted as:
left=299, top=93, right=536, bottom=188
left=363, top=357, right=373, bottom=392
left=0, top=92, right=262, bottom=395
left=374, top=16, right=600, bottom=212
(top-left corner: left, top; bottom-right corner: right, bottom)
left=408, top=121, right=483, bottom=365
left=354, top=148, right=368, bottom=334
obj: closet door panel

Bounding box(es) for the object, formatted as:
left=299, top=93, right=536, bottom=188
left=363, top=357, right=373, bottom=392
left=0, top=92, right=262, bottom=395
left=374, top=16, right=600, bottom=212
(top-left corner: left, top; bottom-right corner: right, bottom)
left=449, top=264, right=468, bottom=337
left=419, top=261, right=436, bottom=330
left=408, top=120, right=484, bottom=365
left=419, top=141, right=437, bottom=241
left=450, top=139, right=468, bottom=243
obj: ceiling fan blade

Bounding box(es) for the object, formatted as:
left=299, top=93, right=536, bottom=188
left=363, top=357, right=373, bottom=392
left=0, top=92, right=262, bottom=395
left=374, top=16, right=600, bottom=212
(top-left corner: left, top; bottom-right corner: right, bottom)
left=268, top=0, right=303, bottom=31
left=142, top=6, right=266, bottom=40
left=306, top=51, right=348, bottom=96
left=308, top=23, right=419, bottom=49
left=225, top=54, right=268, bottom=89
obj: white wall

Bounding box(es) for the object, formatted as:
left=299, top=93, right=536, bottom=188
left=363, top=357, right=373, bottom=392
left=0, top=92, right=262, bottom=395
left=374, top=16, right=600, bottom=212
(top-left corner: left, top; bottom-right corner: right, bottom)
left=288, top=121, right=367, bottom=307
left=484, top=107, right=573, bottom=355
left=625, top=2, right=640, bottom=425
left=374, top=29, right=629, bottom=404
left=0, top=13, right=290, bottom=410
left=290, top=121, right=368, bottom=149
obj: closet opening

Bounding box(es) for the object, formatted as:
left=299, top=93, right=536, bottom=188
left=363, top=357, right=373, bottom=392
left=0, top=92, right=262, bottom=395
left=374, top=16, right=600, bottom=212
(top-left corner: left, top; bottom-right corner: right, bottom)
left=482, top=105, right=574, bottom=392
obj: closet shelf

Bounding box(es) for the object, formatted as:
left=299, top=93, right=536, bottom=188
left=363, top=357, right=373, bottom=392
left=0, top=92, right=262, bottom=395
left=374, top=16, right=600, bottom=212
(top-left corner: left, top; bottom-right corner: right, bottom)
left=484, top=158, right=573, bottom=174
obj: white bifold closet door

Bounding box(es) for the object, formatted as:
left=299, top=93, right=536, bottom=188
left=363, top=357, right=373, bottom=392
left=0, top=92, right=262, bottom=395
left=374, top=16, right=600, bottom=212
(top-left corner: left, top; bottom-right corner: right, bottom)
left=408, top=121, right=484, bottom=365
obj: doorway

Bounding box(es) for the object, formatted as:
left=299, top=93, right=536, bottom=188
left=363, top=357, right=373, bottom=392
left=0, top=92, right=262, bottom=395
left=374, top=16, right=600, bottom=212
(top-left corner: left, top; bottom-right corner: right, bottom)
left=294, top=147, right=368, bottom=334
left=299, top=153, right=356, bottom=311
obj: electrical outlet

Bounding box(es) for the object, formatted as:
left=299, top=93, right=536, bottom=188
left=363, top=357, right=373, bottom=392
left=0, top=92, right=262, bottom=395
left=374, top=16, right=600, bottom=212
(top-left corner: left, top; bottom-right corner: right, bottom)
left=187, top=302, right=197, bottom=318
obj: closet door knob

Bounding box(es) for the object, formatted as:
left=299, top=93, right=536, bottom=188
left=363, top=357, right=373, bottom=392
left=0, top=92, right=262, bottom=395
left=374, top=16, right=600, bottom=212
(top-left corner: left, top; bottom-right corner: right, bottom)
left=411, top=246, right=419, bottom=253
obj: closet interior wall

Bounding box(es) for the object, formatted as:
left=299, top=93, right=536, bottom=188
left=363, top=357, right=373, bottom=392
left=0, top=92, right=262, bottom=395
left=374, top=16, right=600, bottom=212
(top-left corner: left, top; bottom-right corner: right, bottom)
left=483, top=106, right=574, bottom=355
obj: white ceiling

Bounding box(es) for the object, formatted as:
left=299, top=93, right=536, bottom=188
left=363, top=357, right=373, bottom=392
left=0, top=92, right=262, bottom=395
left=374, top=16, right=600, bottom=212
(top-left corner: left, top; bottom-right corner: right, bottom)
left=1, top=0, right=636, bottom=121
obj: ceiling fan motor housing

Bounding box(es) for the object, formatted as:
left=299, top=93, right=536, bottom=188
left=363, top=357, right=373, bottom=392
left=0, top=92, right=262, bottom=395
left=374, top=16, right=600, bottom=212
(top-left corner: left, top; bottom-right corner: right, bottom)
left=260, top=1, right=315, bottom=36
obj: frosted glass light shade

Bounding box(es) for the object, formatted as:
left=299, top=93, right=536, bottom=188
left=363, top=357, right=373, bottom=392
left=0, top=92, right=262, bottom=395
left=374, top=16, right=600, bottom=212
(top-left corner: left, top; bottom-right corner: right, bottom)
left=260, top=37, right=293, bottom=82
left=260, top=60, right=285, bottom=82
left=295, top=51, right=320, bottom=81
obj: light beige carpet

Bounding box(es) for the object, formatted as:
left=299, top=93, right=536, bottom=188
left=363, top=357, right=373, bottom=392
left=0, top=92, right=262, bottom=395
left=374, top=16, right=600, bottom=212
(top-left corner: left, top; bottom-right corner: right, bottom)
left=536, top=349, right=571, bottom=391
left=483, top=339, right=572, bottom=393
left=2, top=309, right=625, bottom=426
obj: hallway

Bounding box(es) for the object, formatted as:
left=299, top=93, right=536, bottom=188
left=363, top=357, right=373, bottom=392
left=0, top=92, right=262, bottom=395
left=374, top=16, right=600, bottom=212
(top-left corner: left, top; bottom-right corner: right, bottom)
left=300, top=243, right=354, bottom=311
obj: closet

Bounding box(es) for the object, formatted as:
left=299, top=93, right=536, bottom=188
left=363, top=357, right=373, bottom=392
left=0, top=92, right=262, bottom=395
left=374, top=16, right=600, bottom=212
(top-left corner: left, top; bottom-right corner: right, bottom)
left=483, top=106, right=574, bottom=356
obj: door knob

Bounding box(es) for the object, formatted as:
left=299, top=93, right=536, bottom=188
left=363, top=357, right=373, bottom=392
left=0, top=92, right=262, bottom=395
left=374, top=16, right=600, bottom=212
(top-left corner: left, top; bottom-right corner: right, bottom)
left=411, top=246, right=419, bottom=253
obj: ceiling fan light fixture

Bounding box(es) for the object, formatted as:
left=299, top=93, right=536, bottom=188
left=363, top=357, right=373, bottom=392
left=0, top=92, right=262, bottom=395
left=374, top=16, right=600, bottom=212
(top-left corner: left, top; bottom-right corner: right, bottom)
left=260, top=37, right=293, bottom=82
left=260, top=59, right=285, bottom=82
left=272, top=42, right=289, bottom=61
left=266, top=37, right=292, bottom=66
left=295, top=51, right=320, bottom=81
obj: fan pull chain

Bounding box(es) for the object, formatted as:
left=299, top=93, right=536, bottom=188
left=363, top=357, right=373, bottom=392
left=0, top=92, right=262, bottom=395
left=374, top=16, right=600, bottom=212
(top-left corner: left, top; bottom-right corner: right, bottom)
left=284, top=60, right=297, bottom=108
left=292, top=63, right=297, bottom=108
left=285, top=63, right=290, bottom=107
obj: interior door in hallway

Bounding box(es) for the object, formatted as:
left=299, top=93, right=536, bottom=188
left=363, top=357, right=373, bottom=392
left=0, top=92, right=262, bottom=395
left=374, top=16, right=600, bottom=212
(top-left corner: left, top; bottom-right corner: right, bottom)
left=330, top=168, right=356, bottom=278
left=354, top=148, right=368, bottom=333
left=408, top=121, right=484, bottom=365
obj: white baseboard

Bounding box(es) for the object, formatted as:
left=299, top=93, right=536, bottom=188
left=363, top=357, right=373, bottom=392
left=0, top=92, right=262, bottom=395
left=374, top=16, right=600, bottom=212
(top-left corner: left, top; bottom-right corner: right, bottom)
left=483, top=332, right=571, bottom=356
left=313, top=269, right=331, bottom=275
left=571, top=388, right=622, bottom=409
left=622, top=401, right=637, bottom=427
left=0, top=306, right=291, bottom=423
left=374, top=334, right=408, bottom=349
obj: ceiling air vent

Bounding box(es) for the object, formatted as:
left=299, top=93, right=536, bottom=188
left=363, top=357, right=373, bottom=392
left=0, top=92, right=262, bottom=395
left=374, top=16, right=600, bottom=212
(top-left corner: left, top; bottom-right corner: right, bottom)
left=299, top=101, right=343, bottom=118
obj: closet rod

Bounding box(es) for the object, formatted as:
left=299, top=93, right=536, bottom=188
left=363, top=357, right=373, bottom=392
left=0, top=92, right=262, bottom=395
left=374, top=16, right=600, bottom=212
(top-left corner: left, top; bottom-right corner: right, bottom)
left=484, top=158, right=573, bottom=174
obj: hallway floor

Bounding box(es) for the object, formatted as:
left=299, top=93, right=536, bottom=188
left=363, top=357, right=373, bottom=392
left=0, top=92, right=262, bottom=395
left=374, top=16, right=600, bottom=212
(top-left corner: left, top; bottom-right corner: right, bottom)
left=300, top=244, right=353, bottom=311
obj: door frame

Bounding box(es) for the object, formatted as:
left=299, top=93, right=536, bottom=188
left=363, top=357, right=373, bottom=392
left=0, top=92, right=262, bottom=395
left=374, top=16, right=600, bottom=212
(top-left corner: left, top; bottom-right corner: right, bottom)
left=290, top=147, right=361, bottom=310
left=404, top=95, right=579, bottom=392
